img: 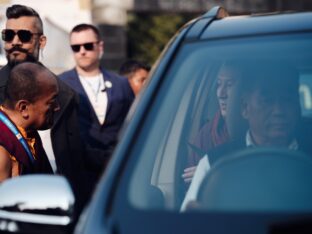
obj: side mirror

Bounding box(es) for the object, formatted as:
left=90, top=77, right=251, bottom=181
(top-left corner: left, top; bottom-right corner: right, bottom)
left=0, top=175, right=75, bottom=233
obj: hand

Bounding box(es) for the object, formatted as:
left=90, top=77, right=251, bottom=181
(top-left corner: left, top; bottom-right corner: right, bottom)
left=182, top=166, right=197, bottom=183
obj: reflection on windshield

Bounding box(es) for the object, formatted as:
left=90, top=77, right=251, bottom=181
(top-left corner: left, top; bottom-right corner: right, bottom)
left=129, top=33, right=312, bottom=213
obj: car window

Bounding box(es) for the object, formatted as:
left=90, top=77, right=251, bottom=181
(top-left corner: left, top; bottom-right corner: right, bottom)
left=125, top=32, right=312, bottom=212
left=300, top=72, right=312, bottom=116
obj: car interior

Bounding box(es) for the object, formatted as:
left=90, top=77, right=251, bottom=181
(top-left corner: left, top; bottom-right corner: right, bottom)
left=127, top=31, right=312, bottom=214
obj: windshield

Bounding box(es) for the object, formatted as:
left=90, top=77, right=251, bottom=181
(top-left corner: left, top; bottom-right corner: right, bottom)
left=126, top=32, right=312, bottom=212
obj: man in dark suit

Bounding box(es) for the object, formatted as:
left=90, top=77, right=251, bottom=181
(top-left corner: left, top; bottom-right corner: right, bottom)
left=59, top=24, right=134, bottom=182
left=0, top=4, right=91, bottom=218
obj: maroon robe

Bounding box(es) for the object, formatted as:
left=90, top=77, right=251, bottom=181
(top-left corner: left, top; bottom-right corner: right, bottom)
left=188, top=111, right=229, bottom=167
left=0, top=112, right=53, bottom=175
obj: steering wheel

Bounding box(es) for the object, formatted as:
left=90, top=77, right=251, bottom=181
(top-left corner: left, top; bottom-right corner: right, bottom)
left=197, top=147, right=312, bottom=212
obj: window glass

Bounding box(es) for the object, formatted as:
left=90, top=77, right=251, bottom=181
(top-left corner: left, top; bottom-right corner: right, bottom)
left=300, top=73, right=312, bottom=116
left=127, top=33, right=312, bottom=212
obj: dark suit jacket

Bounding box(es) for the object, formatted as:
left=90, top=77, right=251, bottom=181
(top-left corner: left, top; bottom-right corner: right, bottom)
left=0, top=64, right=91, bottom=218
left=59, top=67, right=134, bottom=150
left=0, top=65, right=10, bottom=103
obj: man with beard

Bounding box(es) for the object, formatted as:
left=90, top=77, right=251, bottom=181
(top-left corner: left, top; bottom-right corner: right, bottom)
left=0, top=4, right=91, bottom=217
left=0, top=4, right=45, bottom=100
left=0, top=62, right=58, bottom=182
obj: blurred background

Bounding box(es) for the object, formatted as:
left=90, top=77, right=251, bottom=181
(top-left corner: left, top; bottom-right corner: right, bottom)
left=0, top=0, right=312, bottom=74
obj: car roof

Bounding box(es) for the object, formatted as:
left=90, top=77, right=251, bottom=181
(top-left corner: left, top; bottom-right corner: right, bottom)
left=185, top=8, right=312, bottom=41
left=202, top=12, right=312, bottom=40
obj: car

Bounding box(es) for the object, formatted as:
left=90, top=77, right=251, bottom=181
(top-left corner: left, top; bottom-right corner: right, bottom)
left=1, top=6, right=312, bottom=234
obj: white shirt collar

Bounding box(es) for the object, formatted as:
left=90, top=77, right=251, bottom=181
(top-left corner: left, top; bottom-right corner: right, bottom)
left=245, top=130, right=298, bottom=150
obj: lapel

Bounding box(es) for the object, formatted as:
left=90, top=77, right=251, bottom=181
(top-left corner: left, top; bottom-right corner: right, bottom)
left=68, top=68, right=110, bottom=126
left=71, top=69, right=101, bottom=124
left=101, top=68, right=113, bottom=114
left=0, top=111, right=33, bottom=170
left=69, top=69, right=89, bottom=97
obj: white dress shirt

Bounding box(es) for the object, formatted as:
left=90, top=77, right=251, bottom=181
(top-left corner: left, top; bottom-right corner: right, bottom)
left=79, top=73, right=108, bottom=124
left=180, top=130, right=298, bottom=211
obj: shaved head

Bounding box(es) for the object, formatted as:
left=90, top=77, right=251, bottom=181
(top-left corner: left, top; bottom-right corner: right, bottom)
left=4, top=62, right=57, bottom=108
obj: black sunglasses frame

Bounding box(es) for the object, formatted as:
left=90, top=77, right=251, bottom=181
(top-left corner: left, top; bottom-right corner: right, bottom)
left=70, top=42, right=99, bottom=53
left=1, top=29, right=42, bottom=43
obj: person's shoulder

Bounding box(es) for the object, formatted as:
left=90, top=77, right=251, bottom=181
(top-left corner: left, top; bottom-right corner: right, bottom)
left=0, top=120, right=15, bottom=145
left=296, top=117, right=312, bottom=156
left=54, top=75, right=78, bottom=104
left=0, top=65, right=11, bottom=81
left=0, top=64, right=10, bottom=72
left=57, top=68, right=79, bottom=92
left=197, top=120, right=213, bottom=138
left=58, top=68, right=76, bottom=81
left=101, top=67, right=133, bottom=94
left=101, top=67, right=126, bottom=82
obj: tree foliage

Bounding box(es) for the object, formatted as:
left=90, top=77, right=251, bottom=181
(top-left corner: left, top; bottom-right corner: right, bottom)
left=127, top=13, right=196, bottom=65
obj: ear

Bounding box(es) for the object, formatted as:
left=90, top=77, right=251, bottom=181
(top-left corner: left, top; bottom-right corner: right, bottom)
left=241, top=97, right=248, bottom=120
left=98, top=40, right=104, bottom=58
left=16, top=100, right=31, bottom=119
left=39, top=34, right=47, bottom=49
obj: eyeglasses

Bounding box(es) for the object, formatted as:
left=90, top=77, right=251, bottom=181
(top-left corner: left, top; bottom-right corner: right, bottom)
left=1, top=29, right=42, bottom=43
left=70, top=42, right=98, bottom=53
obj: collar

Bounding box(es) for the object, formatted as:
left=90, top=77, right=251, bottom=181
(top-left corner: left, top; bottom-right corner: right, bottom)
left=246, top=130, right=298, bottom=150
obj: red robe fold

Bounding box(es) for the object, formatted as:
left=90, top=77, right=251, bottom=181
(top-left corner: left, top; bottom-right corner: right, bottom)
left=0, top=113, right=53, bottom=175
left=188, top=111, right=229, bottom=167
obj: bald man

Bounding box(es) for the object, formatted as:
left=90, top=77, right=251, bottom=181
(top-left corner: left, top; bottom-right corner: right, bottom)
left=0, top=62, right=59, bottom=182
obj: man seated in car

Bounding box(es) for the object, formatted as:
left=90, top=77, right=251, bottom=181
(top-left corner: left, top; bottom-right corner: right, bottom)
left=181, top=62, right=308, bottom=211
left=0, top=62, right=59, bottom=182
left=182, top=62, right=243, bottom=184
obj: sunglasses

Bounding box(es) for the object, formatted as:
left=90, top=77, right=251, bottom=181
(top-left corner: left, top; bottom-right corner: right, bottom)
left=1, top=29, right=42, bottom=43
left=70, top=42, right=98, bottom=53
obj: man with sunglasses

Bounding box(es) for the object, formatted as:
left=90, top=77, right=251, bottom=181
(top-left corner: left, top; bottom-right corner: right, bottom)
left=0, top=4, right=92, bottom=217
left=0, top=4, right=46, bottom=101
left=59, top=23, right=134, bottom=184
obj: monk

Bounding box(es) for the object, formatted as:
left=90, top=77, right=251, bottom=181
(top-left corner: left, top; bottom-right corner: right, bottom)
left=0, top=62, right=59, bottom=182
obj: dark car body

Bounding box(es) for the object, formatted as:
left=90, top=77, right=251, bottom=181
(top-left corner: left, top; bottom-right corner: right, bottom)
left=1, top=6, right=312, bottom=234
left=75, top=7, right=312, bottom=234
